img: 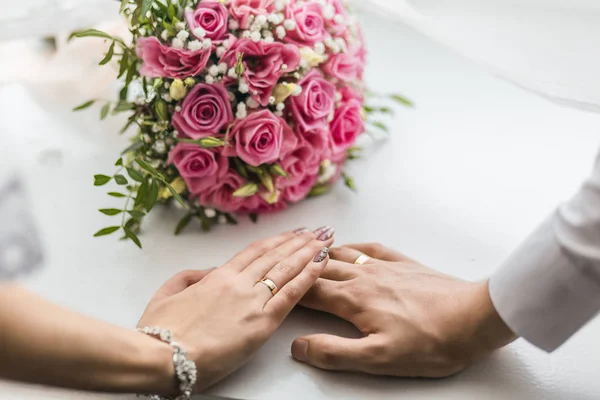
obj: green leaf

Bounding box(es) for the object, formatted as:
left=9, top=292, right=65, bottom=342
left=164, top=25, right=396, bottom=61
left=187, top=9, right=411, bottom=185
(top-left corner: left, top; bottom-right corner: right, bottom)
left=99, top=41, right=115, bottom=65
left=118, top=51, right=129, bottom=79
left=114, top=101, right=135, bottom=113
left=154, top=98, right=168, bottom=121
left=167, top=185, right=185, bottom=206
left=201, top=217, right=211, bottom=232
left=135, top=181, right=149, bottom=208
left=224, top=214, right=238, bottom=225
left=128, top=210, right=146, bottom=219
left=100, top=103, right=110, bottom=120
left=152, top=78, right=164, bottom=91
left=167, top=1, right=176, bottom=19
left=371, top=121, right=389, bottom=133
left=69, top=29, right=114, bottom=42
left=93, top=226, right=121, bottom=237
left=115, top=158, right=123, bottom=166
left=269, top=164, right=288, bottom=178
left=99, top=208, right=123, bottom=216
left=124, top=228, right=143, bottom=249
left=127, top=167, right=145, bottom=182
left=233, top=182, right=258, bottom=197
left=249, top=213, right=258, bottom=223
left=259, top=172, right=274, bottom=193
left=308, top=184, right=330, bottom=198
left=235, top=52, right=245, bottom=76
left=390, top=94, right=414, bottom=107
left=125, top=61, right=137, bottom=86
left=174, top=213, right=193, bottom=235
left=108, top=192, right=126, bottom=198
left=233, top=158, right=249, bottom=179
left=119, top=0, right=129, bottom=13
left=114, top=174, right=129, bottom=185
left=146, top=179, right=159, bottom=211
left=178, top=137, right=225, bottom=148
left=132, top=6, right=142, bottom=23
left=342, top=172, right=356, bottom=191
left=136, top=159, right=165, bottom=180
left=141, top=0, right=154, bottom=15
left=73, top=100, right=95, bottom=111
left=121, top=140, right=144, bottom=155
left=94, top=174, right=112, bottom=186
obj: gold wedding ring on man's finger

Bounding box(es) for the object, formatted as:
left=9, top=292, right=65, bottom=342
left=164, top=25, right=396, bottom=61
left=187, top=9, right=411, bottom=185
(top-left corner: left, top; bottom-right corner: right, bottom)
left=258, top=278, right=278, bottom=296
left=353, top=254, right=371, bottom=265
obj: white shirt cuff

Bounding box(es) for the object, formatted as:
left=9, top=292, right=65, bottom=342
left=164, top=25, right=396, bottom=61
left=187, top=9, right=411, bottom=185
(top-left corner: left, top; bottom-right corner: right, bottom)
left=489, top=215, right=600, bottom=352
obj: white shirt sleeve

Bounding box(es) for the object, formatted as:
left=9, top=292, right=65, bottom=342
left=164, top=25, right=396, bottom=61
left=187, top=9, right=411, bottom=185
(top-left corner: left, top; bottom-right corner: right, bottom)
left=489, top=151, right=600, bottom=352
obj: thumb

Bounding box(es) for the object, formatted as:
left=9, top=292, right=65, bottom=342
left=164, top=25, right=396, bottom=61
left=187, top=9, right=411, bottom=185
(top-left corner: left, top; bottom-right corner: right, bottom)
left=291, top=334, right=369, bottom=372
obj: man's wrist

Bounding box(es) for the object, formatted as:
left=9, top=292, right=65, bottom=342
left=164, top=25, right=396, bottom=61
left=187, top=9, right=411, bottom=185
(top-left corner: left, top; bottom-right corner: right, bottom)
left=468, top=280, right=518, bottom=358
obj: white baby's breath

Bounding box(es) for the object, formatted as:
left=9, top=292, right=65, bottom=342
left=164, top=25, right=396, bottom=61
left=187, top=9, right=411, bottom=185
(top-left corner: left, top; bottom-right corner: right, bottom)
left=171, top=38, right=184, bottom=49
left=188, top=40, right=203, bottom=51
left=193, top=27, right=206, bottom=38
left=177, top=30, right=189, bottom=41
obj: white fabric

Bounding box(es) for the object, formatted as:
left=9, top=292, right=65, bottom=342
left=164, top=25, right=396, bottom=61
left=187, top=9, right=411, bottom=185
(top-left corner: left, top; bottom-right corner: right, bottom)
left=360, top=0, right=600, bottom=112
left=0, top=0, right=117, bottom=42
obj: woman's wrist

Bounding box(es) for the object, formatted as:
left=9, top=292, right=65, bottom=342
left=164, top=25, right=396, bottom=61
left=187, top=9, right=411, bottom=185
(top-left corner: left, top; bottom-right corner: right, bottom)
left=119, top=331, right=178, bottom=397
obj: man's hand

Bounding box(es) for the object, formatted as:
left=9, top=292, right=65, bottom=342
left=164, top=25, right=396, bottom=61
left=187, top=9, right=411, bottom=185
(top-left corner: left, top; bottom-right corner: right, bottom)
left=292, top=243, right=517, bottom=377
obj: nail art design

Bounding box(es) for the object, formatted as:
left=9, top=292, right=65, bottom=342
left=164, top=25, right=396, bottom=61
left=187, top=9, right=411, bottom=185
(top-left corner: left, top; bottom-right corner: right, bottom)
left=313, top=247, right=329, bottom=262
left=313, top=225, right=330, bottom=235
left=294, top=227, right=309, bottom=235
left=317, top=227, right=335, bottom=241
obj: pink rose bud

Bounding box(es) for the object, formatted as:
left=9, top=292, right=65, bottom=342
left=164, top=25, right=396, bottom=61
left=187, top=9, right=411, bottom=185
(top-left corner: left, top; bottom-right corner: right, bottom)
left=186, top=0, right=229, bottom=41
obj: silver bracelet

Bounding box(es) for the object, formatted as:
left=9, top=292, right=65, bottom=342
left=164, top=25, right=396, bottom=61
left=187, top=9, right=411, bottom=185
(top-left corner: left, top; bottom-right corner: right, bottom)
left=137, top=327, right=197, bottom=400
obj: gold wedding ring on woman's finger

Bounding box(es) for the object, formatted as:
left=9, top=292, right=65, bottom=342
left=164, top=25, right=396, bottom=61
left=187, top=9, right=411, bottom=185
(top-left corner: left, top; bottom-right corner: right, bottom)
left=354, top=254, right=371, bottom=265
left=258, top=278, right=278, bottom=296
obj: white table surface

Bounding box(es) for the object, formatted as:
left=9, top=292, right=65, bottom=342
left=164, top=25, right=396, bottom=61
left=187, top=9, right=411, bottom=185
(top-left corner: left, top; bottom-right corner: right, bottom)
left=2, top=10, right=600, bottom=400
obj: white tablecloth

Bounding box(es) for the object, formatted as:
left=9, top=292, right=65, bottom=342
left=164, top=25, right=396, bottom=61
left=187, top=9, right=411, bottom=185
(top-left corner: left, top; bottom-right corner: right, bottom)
left=1, top=11, right=600, bottom=400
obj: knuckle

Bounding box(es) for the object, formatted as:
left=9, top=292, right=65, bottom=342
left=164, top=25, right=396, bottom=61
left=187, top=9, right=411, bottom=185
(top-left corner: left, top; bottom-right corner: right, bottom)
left=250, top=240, right=270, bottom=254
left=273, top=259, right=294, bottom=276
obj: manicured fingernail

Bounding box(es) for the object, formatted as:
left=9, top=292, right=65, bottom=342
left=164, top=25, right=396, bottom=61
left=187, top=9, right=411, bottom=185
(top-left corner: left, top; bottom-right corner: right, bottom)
left=313, top=225, right=329, bottom=234
left=313, top=247, right=329, bottom=262
left=292, top=340, right=309, bottom=362
left=317, top=227, right=335, bottom=241
left=294, top=227, right=309, bottom=235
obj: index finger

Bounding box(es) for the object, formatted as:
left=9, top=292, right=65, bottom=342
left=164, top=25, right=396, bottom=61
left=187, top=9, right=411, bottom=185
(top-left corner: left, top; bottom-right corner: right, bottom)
left=263, top=246, right=330, bottom=321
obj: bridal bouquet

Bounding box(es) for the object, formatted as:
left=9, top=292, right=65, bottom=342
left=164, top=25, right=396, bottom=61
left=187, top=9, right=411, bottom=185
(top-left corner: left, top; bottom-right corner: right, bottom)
left=73, top=0, right=410, bottom=247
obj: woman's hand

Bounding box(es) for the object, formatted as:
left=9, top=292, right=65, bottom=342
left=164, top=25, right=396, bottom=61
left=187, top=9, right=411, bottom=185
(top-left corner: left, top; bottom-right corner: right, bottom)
left=292, top=243, right=517, bottom=378
left=137, top=226, right=335, bottom=393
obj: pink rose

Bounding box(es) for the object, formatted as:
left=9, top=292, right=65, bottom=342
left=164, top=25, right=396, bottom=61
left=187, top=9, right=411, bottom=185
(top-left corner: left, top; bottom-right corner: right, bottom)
left=322, top=43, right=366, bottom=83
left=224, top=110, right=298, bottom=166
left=289, top=70, right=336, bottom=135
left=283, top=173, right=318, bottom=203
left=186, top=0, right=228, bottom=41
left=172, top=83, right=234, bottom=139
left=284, top=1, right=327, bottom=47
left=168, top=143, right=228, bottom=194
left=339, top=85, right=364, bottom=103
left=221, top=38, right=301, bottom=106
left=199, top=169, right=260, bottom=212
left=324, top=0, right=348, bottom=37
left=229, top=0, right=274, bottom=29
left=330, top=98, right=364, bottom=157
left=277, top=143, right=320, bottom=203
left=243, top=197, right=288, bottom=214
left=278, top=143, right=320, bottom=188
left=136, top=37, right=211, bottom=79
left=302, top=127, right=332, bottom=161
